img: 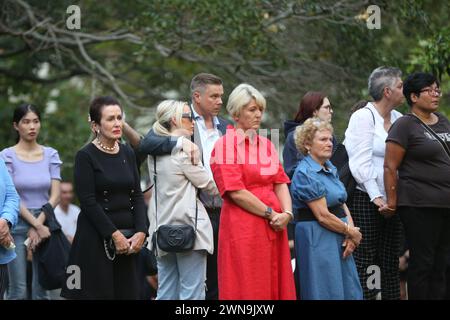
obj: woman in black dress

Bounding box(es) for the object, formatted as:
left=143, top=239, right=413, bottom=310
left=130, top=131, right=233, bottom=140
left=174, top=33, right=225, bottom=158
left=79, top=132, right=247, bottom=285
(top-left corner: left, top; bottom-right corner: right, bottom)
left=61, top=96, right=147, bottom=299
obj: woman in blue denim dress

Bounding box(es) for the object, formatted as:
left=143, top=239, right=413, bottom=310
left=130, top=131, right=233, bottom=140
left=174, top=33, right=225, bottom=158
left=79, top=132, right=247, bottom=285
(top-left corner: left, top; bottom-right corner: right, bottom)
left=290, top=118, right=363, bottom=300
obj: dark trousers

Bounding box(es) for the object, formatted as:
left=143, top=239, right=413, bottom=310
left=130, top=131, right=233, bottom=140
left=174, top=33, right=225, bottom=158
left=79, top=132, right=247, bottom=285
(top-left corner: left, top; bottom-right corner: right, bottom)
left=398, top=206, right=450, bottom=300
left=205, top=208, right=220, bottom=300
left=0, top=264, right=8, bottom=300
left=350, top=190, right=402, bottom=300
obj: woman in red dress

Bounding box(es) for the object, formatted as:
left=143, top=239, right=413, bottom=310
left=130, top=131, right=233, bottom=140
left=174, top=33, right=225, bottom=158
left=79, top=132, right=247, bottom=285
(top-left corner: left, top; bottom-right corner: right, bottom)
left=210, top=83, right=296, bottom=300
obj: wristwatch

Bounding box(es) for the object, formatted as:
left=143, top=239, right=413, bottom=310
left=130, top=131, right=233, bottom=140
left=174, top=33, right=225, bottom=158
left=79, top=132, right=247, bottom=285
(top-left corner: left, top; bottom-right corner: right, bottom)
left=264, top=206, right=273, bottom=218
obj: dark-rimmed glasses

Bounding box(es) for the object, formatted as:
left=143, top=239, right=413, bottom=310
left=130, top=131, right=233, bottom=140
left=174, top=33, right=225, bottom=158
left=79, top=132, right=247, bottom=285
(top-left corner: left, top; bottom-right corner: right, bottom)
left=420, top=87, right=442, bottom=97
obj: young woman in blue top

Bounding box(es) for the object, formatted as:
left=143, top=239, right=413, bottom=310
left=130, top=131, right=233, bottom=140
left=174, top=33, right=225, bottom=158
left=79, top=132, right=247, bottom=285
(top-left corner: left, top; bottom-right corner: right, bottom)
left=0, top=158, right=20, bottom=299
left=290, top=118, right=363, bottom=300
left=0, top=104, right=61, bottom=300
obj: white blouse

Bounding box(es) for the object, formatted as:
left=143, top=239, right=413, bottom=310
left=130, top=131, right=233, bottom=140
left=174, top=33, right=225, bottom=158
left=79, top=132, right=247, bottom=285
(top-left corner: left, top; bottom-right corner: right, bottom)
left=344, top=102, right=402, bottom=201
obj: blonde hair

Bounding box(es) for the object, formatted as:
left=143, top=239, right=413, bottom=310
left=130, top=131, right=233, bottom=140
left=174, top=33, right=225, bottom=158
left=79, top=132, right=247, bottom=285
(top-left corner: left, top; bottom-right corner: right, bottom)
left=226, top=83, right=266, bottom=118
left=152, top=100, right=188, bottom=136
left=294, top=118, right=333, bottom=154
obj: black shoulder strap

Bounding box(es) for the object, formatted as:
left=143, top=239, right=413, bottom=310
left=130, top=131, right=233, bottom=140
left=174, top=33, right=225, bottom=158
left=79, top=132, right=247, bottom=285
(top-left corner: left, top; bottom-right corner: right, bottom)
left=153, top=155, right=158, bottom=227
left=364, top=106, right=375, bottom=125
left=407, top=113, right=450, bottom=160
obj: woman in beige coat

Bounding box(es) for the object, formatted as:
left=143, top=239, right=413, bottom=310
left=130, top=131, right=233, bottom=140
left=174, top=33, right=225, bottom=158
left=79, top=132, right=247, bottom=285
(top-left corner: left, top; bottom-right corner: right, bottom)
left=148, top=100, right=218, bottom=300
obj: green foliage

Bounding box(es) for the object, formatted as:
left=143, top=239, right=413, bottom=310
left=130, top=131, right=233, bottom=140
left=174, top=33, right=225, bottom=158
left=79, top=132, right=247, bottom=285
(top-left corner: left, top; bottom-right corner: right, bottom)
left=408, top=27, right=450, bottom=81
left=1, top=0, right=449, bottom=178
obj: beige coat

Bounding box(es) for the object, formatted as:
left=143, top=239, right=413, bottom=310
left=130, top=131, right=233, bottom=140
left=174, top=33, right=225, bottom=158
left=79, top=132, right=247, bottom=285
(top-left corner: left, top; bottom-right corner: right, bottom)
left=147, top=149, right=218, bottom=257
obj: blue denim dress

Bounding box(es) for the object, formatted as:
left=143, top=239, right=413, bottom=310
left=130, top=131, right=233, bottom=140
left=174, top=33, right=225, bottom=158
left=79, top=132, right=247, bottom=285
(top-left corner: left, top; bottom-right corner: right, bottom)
left=290, top=155, right=363, bottom=300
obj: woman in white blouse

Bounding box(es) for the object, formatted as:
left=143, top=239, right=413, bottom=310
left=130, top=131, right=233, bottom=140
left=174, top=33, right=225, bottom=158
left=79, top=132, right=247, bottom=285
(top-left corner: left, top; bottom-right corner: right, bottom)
left=345, top=66, right=404, bottom=300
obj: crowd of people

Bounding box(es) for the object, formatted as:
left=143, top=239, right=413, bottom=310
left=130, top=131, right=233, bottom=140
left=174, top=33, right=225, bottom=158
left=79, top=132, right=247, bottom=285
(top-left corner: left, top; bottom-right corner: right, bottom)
left=0, top=68, right=449, bottom=300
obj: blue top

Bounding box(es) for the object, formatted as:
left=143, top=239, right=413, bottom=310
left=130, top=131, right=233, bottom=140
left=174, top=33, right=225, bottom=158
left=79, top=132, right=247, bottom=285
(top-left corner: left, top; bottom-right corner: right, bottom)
left=0, top=158, right=20, bottom=264
left=283, top=128, right=338, bottom=179
left=290, top=155, right=347, bottom=210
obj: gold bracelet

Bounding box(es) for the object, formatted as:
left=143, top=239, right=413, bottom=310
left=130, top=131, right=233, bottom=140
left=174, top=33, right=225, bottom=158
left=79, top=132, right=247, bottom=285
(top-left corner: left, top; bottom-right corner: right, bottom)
left=284, top=210, right=294, bottom=221
left=344, top=222, right=350, bottom=235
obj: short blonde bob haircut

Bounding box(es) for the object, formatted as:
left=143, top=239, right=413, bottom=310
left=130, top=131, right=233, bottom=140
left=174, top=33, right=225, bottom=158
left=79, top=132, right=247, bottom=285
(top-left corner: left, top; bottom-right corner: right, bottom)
left=226, top=83, right=266, bottom=118
left=294, top=117, right=334, bottom=155
left=152, top=100, right=189, bottom=136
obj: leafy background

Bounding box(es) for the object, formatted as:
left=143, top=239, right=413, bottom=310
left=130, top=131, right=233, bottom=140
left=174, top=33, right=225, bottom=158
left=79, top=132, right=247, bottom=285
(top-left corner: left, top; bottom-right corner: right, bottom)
left=1, top=0, right=449, bottom=182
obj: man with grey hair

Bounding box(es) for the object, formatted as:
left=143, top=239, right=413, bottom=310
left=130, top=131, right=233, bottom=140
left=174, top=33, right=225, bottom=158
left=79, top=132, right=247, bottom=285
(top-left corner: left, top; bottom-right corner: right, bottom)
left=344, top=66, right=404, bottom=299
left=123, top=73, right=230, bottom=300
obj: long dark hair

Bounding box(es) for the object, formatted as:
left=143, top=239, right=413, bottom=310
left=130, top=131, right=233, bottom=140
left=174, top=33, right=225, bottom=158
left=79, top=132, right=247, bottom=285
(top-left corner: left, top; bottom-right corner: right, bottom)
left=13, top=104, right=41, bottom=142
left=294, top=91, right=327, bottom=123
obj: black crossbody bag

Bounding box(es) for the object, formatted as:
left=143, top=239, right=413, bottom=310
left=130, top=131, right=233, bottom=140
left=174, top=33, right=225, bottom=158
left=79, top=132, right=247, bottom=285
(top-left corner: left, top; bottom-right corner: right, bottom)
left=151, top=155, right=198, bottom=253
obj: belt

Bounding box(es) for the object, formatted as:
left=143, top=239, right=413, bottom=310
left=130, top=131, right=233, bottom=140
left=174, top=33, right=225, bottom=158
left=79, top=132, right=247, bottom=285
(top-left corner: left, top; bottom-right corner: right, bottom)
left=294, top=205, right=345, bottom=222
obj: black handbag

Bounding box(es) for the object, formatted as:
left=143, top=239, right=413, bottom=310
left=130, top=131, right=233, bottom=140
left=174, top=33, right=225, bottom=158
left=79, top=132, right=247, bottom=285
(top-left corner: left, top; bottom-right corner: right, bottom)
left=34, top=203, right=71, bottom=290
left=152, top=155, right=197, bottom=253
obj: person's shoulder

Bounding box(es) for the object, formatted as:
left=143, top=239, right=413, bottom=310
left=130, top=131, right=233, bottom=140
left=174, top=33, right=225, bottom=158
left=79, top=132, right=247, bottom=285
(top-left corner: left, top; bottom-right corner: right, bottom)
left=286, top=129, right=296, bottom=144
left=120, top=142, right=135, bottom=156
left=436, top=112, right=450, bottom=124
left=43, top=146, right=62, bottom=163
left=77, top=143, right=93, bottom=154
left=42, top=145, right=59, bottom=153
left=392, top=109, right=403, bottom=116
left=215, top=128, right=232, bottom=144
left=392, top=114, right=415, bottom=126
left=295, top=158, right=315, bottom=175
left=75, top=143, right=95, bottom=159
left=0, top=147, right=14, bottom=160
left=349, top=103, right=374, bottom=122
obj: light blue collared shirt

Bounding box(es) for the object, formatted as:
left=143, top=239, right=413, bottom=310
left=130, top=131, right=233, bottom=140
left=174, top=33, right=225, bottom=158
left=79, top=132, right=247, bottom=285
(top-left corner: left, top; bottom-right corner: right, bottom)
left=192, top=106, right=221, bottom=179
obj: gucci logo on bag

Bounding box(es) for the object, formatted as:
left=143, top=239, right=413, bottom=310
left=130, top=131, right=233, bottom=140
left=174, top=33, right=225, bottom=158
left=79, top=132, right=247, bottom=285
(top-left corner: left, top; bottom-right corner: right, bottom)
left=167, top=228, right=185, bottom=246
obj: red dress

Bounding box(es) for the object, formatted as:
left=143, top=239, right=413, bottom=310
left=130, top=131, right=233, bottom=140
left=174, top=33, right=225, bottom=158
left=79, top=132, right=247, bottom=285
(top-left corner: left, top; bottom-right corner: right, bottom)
left=210, top=127, right=296, bottom=300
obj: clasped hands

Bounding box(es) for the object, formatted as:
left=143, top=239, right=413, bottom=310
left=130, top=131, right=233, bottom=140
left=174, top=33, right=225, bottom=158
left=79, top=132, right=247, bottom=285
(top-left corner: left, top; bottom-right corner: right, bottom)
left=27, top=218, right=51, bottom=251
left=112, top=230, right=146, bottom=255
left=342, top=226, right=362, bottom=259
left=267, top=211, right=291, bottom=232
left=373, top=197, right=396, bottom=218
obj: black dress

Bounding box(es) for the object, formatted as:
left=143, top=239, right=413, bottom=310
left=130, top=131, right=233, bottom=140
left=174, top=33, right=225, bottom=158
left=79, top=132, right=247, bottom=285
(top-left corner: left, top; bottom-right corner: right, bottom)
left=61, top=143, right=147, bottom=299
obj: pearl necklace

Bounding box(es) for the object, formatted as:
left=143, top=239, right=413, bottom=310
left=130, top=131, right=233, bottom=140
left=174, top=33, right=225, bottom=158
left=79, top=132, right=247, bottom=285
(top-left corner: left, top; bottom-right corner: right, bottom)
left=96, top=138, right=118, bottom=152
